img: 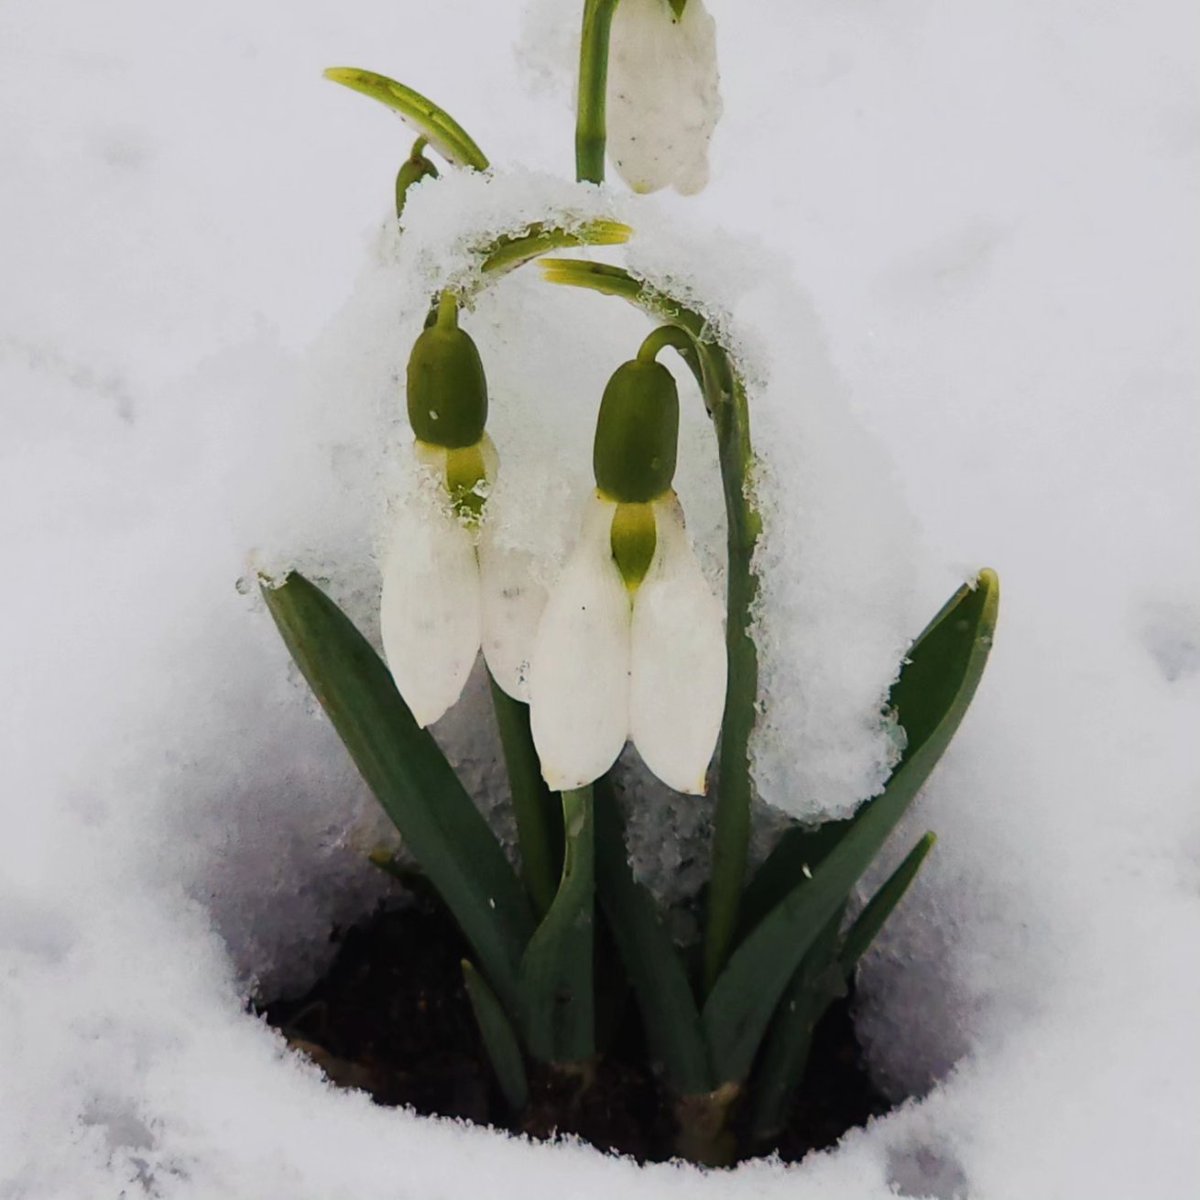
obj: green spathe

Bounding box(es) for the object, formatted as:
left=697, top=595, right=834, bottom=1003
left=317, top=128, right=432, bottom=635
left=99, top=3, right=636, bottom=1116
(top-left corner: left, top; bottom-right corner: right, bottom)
left=593, top=358, right=679, bottom=502
left=407, top=315, right=488, bottom=449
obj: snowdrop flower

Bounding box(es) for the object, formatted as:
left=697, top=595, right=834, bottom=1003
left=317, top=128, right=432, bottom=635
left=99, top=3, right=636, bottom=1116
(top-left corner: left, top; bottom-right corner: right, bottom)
left=380, top=296, right=545, bottom=726
left=529, top=351, right=726, bottom=793
left=607, top=0, right=722, bottom=195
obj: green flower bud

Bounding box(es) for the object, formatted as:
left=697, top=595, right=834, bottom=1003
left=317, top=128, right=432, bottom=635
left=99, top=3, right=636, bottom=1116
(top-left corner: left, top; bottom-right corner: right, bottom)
left=406, top=297, right=488, bottom=448
left=593, top=359, right=679, bottom=503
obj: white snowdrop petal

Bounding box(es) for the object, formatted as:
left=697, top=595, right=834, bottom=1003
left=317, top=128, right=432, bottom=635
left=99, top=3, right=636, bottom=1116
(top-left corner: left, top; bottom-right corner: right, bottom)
left=478, top=530, right=548, bottom=703
left=379, top=488, right=482, bottom=728
left=630, top=495, right=726, bottom=794
left=607, top=0, right=722, bottom=195
left=529, top=493, right=631, bottom=790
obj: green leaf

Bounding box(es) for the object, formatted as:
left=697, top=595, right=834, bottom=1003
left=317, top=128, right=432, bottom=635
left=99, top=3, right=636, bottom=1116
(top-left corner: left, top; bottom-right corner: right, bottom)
left=748, top=832, right=935, bottom=1144
left=737, top=819, right=849, bottom=942
left=462, top=959, right=530, bottom=1113
left=520, top=788, right=595, bottom=1064
left=261, top=571, right=532, bottom=1016
left=840, top=832, right=936, bottom=972
left=593, top=779, right=712, bottom=1095
left=702, top=570, right=999, bottom=1083
left=324, top=67, right=490, bottom=170
left=746, top=908, right=844, bottom=1146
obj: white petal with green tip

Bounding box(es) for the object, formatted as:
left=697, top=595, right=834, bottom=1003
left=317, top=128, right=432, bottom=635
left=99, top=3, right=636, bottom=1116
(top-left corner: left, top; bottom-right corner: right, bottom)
left=529, top=493, right=631, bottom=791
left=379, top=483, right=482, bottom=728
left=607, top=0, right=722, bottom=196
left=478, top=531, right=547, bottom=703
left=629, top=495, right=726, bottom=794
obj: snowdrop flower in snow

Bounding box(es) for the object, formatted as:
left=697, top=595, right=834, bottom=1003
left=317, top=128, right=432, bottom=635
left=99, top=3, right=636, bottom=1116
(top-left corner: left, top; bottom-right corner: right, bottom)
left=529, top=351, right=726, bottom=793
left=380, top=296, right=545, bottom=726
left=607, top=0, right=722, bottom=195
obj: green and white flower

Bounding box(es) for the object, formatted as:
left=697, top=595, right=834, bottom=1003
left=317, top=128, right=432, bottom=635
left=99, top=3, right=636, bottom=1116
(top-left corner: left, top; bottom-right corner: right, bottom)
left=528, top=356, right=726, bottom=793
left=607, top=0, right=722, bottom=195
left=380, top=300, right=546, bottom=725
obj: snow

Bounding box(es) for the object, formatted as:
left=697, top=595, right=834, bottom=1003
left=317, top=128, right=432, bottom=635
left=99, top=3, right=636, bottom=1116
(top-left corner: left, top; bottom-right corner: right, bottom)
left=2, top=0, right=1199, bottom=1197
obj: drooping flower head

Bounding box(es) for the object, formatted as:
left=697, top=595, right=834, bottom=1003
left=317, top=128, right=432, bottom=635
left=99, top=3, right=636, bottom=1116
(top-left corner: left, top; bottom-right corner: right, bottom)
left=529, top=347, right=727, bottom=793
left=380, top=295, right=545, bottom=725
left=607, top=0, right=723, bottom=195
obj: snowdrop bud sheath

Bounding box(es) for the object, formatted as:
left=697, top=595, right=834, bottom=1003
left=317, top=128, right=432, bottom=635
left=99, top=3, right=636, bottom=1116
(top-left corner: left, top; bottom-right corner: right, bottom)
left=630, top=494, right=726, bottom=793
left=529, top=493, right=632, bottom=790
left=607, top=0, right=722, bottom=195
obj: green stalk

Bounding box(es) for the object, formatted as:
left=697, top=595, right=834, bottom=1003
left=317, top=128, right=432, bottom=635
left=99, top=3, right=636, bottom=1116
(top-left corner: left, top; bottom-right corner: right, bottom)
left=489, top=674, right=562, bottom=918
left=395, top=136, right=438, bottom=221
left=576, top=0, right=620, bottom=183
left=637, top=324, right=694, bottom=364
left=703, top=367, right=761, bottom=992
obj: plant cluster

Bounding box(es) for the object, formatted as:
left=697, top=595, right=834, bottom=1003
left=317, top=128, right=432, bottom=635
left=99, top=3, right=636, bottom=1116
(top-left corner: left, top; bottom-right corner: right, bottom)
left=262, top=0, right=998, bottom=1166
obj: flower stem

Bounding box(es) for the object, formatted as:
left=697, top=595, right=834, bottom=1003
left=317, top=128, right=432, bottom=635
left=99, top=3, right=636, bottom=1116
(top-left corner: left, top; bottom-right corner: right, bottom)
left=396, top=136, right=438, bottom=221
left=637, top=324, right=694, bottom=364
left=435, top=289, right=459, bottom=329
left=703, top=364, right=760, bottom=994
left=489, top=675, right=562, bottom=918
left=576, top=0, right=620, bottom=183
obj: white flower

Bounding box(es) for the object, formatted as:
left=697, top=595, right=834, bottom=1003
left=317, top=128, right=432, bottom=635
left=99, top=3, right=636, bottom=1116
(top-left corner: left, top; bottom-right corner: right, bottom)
left=607, top=0, right=723, bottom=195
left=379, top=438, right=547, bottom=726
left=528, top=489, right=726, bottom=793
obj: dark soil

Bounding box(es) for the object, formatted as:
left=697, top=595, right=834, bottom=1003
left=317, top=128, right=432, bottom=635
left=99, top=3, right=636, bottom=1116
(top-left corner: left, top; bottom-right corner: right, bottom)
left=260, top=899, right=892, bottom=1165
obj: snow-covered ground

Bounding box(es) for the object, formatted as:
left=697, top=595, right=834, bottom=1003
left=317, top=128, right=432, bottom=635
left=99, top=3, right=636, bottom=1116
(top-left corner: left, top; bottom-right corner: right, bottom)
left=2, top=1, right=1198, bottom=1196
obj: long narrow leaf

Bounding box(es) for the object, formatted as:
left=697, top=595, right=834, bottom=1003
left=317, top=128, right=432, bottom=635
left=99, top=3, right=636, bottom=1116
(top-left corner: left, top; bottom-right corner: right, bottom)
left=520, top=788, right=595, bottom=1063
left=746, top=908, right=844, bottom=1145
left=702, top=570, right=999, bottom=1083
left=593, top=779, right=712, bottom=1095
left=840, top=832, right=936, bottom=972
left=737, top=819, right=849, bottom=942
left=748, top=832, right=936, bottom=1144
left=462, top=959, right=529, bottom=1113
left=261, top=571, right=532, bottom=1015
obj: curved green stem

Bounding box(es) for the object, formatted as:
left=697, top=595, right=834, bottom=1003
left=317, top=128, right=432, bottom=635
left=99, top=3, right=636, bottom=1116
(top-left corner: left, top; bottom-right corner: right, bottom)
left=637, top=324, right=694, bottom=364
left=396, top=136, right=439, bottom=221
left=704, top=366, right=760, bottom=992
left=576, top=0, right=620, bottom=183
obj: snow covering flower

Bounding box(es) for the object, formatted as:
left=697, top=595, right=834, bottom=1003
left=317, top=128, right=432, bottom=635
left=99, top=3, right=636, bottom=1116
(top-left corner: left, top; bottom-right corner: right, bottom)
left=529, top=355, right=726, bottom=793
left=607, top=0, right=723, bottom=195
left=380, top=300, right=545, bottom=726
